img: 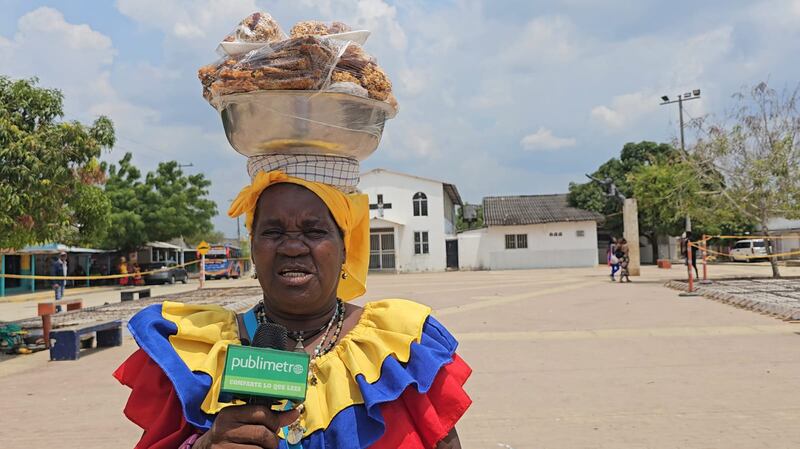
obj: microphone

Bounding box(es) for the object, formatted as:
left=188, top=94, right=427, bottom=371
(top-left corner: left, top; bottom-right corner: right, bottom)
left=248, top=323, right=288, bottom=406
left=220, top=322, right=310, bottom=405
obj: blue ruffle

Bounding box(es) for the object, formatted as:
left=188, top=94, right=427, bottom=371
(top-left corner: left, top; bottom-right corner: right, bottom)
left=283, top=316, right=459, bottom=449
left=129, top=306, right=459, bottom=446
left=127, top=304, right=216, bottom=430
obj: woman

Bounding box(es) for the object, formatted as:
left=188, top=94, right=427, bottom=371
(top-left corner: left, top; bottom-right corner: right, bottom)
left=617, top=238, right=631, bottom=283
left=114, top=170, right=471, bottom=449
left=119, top=256, right=130, bottom=287
left=608, top=237, right=620, bottom=281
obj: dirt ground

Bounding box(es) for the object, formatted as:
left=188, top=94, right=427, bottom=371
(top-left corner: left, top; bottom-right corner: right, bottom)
left=1, top=264, right=798, bottom=449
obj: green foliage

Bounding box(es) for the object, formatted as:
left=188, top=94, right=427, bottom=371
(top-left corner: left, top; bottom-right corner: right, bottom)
left=456, top=204, right=484, bottom=231
left=0, top=76, right=115, bottom=249
left=185, top=230, right=226, bottom=247
left=628, top=156, right=753, bottom=238
left=568, top=141, right=676, bottom=235
left=691, top=81, right=800, bottom=277
left=102, top=153, right=218, bottom=251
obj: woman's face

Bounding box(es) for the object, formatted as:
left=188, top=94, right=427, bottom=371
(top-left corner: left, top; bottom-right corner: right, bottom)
left=251, top=183, right=345, bottom=316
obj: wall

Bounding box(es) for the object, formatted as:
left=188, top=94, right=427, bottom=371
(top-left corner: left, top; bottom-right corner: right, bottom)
left=459, top=221, right=598, bottom=270
left=457, top=229, right=486, bottom=270
left=359, top=171, right=448, bottom=272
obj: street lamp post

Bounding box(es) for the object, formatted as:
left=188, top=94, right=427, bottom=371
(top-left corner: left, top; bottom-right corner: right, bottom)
left=660, top=89, right=701, bottom=232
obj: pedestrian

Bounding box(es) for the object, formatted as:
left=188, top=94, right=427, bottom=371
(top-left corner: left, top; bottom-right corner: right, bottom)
left=618, top=238, right=631, bottom=283
left=132, top=263, right=145, bottom=286
left=119, top=256, right=129, bottom=287
left=608, top=237, right=621, bottom=281
left=50, top=251, right=68, bottom=312
left=684, top=231, right=699, bottom=279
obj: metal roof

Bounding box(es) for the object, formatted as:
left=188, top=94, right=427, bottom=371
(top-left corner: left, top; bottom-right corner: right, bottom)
left=483, top=194, right=603, bottom=226
left=14, top=243, right=111, bottom=254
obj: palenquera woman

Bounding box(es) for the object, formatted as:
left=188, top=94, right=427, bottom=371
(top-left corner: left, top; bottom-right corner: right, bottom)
left=113, top=163, right=472, bottom=448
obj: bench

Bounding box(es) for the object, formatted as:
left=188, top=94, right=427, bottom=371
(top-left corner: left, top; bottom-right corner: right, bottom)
left=121, top=288, right=151, bottom=301
left=49, top=320, right=123, bottom=361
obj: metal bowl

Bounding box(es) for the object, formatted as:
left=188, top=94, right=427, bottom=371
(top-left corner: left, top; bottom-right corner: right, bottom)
left=214, top=91, right=397, bottom=160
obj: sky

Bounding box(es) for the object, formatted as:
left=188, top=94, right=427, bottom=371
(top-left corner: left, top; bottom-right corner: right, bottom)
left=2, top=0, right=799, bottom=238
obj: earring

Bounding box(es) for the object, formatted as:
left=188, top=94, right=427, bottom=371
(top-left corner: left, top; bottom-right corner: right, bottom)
left=341, top=271, right=348, bottom=280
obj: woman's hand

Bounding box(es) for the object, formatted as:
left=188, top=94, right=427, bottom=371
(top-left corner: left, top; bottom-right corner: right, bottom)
left=194, top=404, right=300, bottom=449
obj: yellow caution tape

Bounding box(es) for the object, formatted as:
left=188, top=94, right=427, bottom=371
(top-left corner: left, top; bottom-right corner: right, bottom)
left=705, top=235, right=800, bottom=240
left=688, top=242, right=800, bottom=260
left=0, top=260, right=201, bottom=280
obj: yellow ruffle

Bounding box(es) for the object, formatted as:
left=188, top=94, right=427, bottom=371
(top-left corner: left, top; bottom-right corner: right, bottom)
left=161, top=301, right=241, bottom=414
left=301, top=299, right=431, bottom=436
left=160, top=299, right=431, bottom=434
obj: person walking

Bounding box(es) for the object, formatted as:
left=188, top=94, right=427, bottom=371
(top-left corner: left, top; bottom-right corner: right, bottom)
left=50, top=251, right=68, bottom=312
left=608, top=237, right=621, bottom=281
left=683, top=231, right=699, bottom=279
left=617, top=238, right=631, bottom=283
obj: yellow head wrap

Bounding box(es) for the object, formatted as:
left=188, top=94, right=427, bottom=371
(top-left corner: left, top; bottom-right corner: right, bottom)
left=227, top=170, right=369, bottom=301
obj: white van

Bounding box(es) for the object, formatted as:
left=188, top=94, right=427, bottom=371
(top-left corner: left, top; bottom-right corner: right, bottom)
left=730, top=239, right=768, bottom=262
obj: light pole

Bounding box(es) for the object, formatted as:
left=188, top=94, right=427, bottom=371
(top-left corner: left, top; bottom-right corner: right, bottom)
left=660, top=89, right=701, bottom=231
left=229, top=199, right=242, bottom=243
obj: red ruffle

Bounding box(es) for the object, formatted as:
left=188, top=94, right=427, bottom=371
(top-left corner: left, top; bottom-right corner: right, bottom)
left=113, top=349, right=195, bottom=449
left=371, top=354, right=472, bottom=449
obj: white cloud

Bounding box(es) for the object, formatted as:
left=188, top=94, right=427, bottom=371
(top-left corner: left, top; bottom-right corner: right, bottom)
left=0, top=7, right=116, bottom=115
left=498, top=15, right=579, bottom=68
left=116, top=0, right=259, bottom=43
left=588, top=25, right=733, bottom=132
left=590, top=90, right=659, bottom=130
left=520, top=127, right=576, bottom=151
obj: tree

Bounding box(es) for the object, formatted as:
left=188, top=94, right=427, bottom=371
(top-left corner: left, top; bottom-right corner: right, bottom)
left=0, top=76, right=114, bottom=249
left=456, top=204, right=484, bottom=231
left=628, top=155, right=753, bottom=242
left=185, top=230, right=225, bottom=247
left=102, top=153, right=218, bottom=251
left=568, top=141, right=678, bottom=258
left=690, top=82, right=800, bottom=278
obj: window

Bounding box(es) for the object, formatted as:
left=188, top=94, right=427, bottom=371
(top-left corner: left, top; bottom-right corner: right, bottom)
left=413, top=192, right=428, bottom=216
left=549, top=232, right=563, bottom=237
left=505, top=234, right=527, bottom=249
left=414, top=231, right=429, bottom=254
left=576, top=230, right=585, bottom=237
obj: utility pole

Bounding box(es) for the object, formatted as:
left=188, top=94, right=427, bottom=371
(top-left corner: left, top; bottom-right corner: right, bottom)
left=660, top=89, right=701, bottom=232
left=236, top=215, right=241, bottom=243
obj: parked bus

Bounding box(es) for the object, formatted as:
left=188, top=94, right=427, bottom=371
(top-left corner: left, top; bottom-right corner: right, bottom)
left=203, top=244, right=244, bottom=280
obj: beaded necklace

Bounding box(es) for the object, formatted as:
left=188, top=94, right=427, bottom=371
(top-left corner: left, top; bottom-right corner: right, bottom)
left=254, top=299, right=346, bottom=446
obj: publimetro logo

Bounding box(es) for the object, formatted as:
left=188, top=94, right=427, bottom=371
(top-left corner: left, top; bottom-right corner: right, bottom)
left=221, top=344, right=310, bottom=402
left=230, top=354, right=306, bottom=376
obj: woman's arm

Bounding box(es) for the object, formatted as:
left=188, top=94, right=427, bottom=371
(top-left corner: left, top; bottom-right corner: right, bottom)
left=436, top=428, right=462, bottom=449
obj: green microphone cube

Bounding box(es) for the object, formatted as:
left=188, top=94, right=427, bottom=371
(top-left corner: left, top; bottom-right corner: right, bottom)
left=221, top=344, right=310, bottom=403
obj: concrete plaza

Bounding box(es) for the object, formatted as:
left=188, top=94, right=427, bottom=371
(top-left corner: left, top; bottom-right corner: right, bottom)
left=1, top=264, right=799, bottom=448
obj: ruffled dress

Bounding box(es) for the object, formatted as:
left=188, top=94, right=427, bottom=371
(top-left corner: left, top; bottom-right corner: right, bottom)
left=114, top=299, right=472, bottom=449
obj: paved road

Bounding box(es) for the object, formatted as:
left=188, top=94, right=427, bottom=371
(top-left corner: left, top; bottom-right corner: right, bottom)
left=1, top=266, right=798, bottom=448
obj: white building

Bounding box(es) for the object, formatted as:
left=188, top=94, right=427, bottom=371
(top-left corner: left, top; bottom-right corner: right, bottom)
left=761, top=217, right=800, bottom=258
left=458, top=194, right=602, bottom=270
left=358, top=168, right=462, bottom=272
